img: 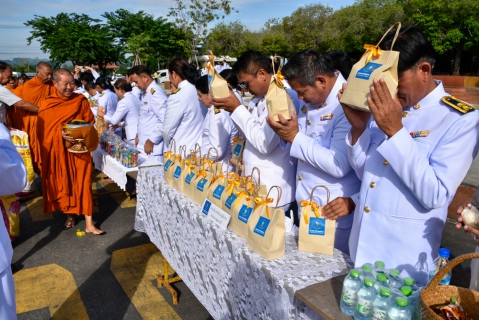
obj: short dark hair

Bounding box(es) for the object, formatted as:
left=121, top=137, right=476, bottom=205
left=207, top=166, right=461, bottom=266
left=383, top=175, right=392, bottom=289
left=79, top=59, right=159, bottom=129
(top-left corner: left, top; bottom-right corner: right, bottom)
left=74, top=79, right=82, bottom=88
left=129, top=65, right=152, bottom=78
left=326, top=50, right=353, bottom=79
left=379, top=26, right=436, bottom=74
left=96, top=76, right=114, bottom=91
left=0, top=62, right=11, bottom=72
left=80, top=72, right=94, bottom=83
left=195, top=75, right=209, bottom=94
left=85, top=82, right=96, bottom=91
left=219, top=69, right=238, bottom=88
left=114, top=78, right=132, bottom=92
left=168, top=58, right=200, bottom=84
left=282, top=49, right=335, bottom=87
left=232, top=50, right=273, bottom=75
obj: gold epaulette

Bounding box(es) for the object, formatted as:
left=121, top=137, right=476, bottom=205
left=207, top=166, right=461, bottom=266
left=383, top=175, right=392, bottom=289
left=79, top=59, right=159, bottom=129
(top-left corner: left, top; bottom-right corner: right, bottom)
left=214, top=108, right=221, bottom=114
left=150, top=88, right=156, bottom=95
left=442, top=96, right=478, bottom=114
left=171, top=88, right=181, bottom=94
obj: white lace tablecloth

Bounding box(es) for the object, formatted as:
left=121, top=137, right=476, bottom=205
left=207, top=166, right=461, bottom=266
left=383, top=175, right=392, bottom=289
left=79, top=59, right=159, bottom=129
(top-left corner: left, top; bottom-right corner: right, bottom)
left=134, top=167, right=353, bottom=319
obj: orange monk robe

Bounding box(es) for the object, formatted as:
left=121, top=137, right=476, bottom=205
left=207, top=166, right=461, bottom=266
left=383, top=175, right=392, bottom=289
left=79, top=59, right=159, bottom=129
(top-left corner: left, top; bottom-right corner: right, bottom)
left=5, top=85, right=24, bottom=128
left=37, top=92, right=94, bottom=215
left=18, top=76, right=55, bottom=174
left=5, top=84, right=14, bottom=92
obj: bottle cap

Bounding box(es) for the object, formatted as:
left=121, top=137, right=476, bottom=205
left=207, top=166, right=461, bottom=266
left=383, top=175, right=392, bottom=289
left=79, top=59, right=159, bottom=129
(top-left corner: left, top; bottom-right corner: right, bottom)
left=379, top=287, right=391, bottom=297
left=364, top=277, right=375, bottom=287
left=439, top=248, right=450, bottom=258
left=389, top=268, right=400, bottom=277
left=362, top=264, right=373, bottom=273
left=400, top=286, right=412, bottom=297
left=396, top=297, right=408, bottom=307
left=404, top=277, right=415, bottom=286
left=350, top=269, right=360, bottom=278
left=376, top=273, right=387, bottom=282
left=375, top=261, right=385, bottom=269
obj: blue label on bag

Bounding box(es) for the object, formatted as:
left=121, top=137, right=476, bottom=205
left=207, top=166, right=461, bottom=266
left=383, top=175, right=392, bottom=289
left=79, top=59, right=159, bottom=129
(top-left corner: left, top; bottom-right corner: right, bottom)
left=238, top=205, right=253, bottom=223
left=164, top=159, right=172, bottom=171
left=197, top=178, right=208, bottom=192
left=356, top=62, right=382, bottom=80
left=213, top=185, right=225, bottom=199
left=202, top=200, right=211, bottom=216
left=225, top=194, right=237, bottom=209
left=174, top=166, right=181, bottom=179
left=233, top=144, right=242, bottom=156
left=185, top=172, right=195, bottom=184
left=254, top=216, right=270, bottom=237
left=309, top=217, right=326, bottom=236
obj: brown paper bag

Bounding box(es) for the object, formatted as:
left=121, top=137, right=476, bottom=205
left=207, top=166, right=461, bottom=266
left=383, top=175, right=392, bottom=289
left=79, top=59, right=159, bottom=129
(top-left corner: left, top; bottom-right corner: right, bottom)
left=183, top=144, right=202, bottom=200
left=298, top=185, right=336, bottom=255
left=340, top=22, right=401, bottom=112
left=171, top=146, right=188, bottom=192
left=249, top=166, right=267, bottom=198
left=222, top=172, right=242, bottom=215
left=247, top=186, right=285, bottom=260
left=163, top=140, right=180, bottom=186
left=231, top=135, right=245, bottom=167
left=206, top=161, right=233, bottom=211
left=230, top=175, right=257, bottom=239
left=192, top=149, right=217, bottom=205
left=203, top=147, right=223, bottom=176
left=208, top=50, right=230, bottom=99
left=266, top=56, right=295, bottom=121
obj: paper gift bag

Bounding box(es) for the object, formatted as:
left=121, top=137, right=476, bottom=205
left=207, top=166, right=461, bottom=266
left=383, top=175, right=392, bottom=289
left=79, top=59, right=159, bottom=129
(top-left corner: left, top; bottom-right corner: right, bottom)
left=223, top=172, right=242, bottom=215
left=340, top=22, right=401, bottom=112
left=230, top=176, right=257, bottom=239
left=249, top=166, right=267, bottom=198
left=207, top=50, right=230, bottom=99
left=192, top=160, right=215, bottom=205
left=247, top=186, right=285, bottom=260
left=231, top=135, right=245, bottom=166
left=171, top=146, right=187, bottom=192
left=266, top=56, right=295, bottom=121
left=298, top=185, right=336, bottom=255
left=206, top=162, right=233, bottom=211
left=10, top=129, right=35, bottom=197
left=183, top=144, right=202, bottom=200
left=163, top=140, right=180, bottom=186
left=204, top=147, right=223, bottom=176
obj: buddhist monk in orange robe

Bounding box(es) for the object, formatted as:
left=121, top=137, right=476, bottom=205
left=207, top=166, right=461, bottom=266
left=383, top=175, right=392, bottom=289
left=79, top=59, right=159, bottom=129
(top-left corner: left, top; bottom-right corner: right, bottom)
left=37, top=68, right=105, bottom=234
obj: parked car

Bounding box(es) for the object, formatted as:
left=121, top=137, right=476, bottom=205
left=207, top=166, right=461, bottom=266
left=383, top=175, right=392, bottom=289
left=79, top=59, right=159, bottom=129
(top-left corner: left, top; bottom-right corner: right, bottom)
left=155, top=69, right=169, bottom=83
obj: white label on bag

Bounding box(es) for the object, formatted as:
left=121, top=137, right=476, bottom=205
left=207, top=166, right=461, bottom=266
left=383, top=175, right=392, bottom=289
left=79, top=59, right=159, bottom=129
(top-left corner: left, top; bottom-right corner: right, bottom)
left=356, top=62, right=382, bottom=80
left=372, top=307, right=387, bottom=320
left=173, top=166, right=181, bottom=179
left=202, top=199, right=230, bottom=230
left=356, top=297, right=373, bottom=315
left=213, top=185, right=225, bottom=199
left=309, top=217, right=325, bottom=235
left=254, top=216, right=270, bottom=237
left=341, top=288, right=357, bottom=305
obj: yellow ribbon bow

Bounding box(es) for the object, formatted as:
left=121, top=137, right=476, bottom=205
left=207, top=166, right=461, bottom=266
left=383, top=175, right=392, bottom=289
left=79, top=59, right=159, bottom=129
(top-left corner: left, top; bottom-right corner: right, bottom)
left=233, top=135, right=239, bottom=143
left=254, top=197, right=274, bottom=218
left=226, top=178, right=241, bottom=196
left=212, top=173, right=225, bottom=184
left=361, top=44, right=382, bottom=65
left=184, top=160, right=195, bottom=175
left=164, top=151, right=173, bottom=161
left=299, top=200, right=322, bottom=224
left=174, top=154, right=182, bottom=162
left=276, top=70, right=285, bottom=88
left=234, top=191, right=251, bottom=207
left=196, top=169, right=207, bottom=179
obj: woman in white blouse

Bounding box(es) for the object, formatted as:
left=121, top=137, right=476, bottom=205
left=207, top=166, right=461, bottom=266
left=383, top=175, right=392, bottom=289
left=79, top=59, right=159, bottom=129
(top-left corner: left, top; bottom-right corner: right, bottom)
left=98, top=78, right=140, bottom=143
left=195, top=75, right=238, bottom=170
left=96, top=77, right=119, bottom=136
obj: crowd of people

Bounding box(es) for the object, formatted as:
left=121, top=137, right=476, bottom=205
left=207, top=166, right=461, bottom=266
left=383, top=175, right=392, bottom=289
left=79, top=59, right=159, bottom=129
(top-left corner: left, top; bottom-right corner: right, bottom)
left=0, top=25, right=479, bottom=318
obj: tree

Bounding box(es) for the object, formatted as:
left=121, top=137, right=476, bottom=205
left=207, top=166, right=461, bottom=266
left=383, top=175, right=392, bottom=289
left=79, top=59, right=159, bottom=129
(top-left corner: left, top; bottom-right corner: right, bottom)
left=402, top=0, right=479, bottom=75
left=204, top=21, right=262, bottom=57
left=168, top=0, right=235, bottom=63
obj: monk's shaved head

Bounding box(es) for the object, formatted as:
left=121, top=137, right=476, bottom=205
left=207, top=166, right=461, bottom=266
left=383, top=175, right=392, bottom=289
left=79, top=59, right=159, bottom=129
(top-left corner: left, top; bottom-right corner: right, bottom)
left=54, top=68, right=75, bottom=98
left=36, top=61, right=52, bottom=72
left=36, top=61, right=53, bottom=84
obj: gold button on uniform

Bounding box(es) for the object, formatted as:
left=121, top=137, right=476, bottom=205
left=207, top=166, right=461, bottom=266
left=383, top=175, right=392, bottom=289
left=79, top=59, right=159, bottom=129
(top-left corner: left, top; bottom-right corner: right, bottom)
left=364, top=206, right=371, bottom=213
left=370, top=182, right=376, bottom=188
left=413, top=103, right=420, bottom=109
left=383, top=160, right=389, bottom=166
left=402, top=112, right=408, bottom=118
left=298, top=175, right=303, bottom=181
left=307, top=120, right=312, bottom=125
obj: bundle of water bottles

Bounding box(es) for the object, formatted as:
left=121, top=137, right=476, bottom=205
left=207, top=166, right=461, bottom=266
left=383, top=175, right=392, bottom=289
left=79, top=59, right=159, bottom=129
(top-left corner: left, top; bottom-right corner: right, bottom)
left=99, top=130, right=140, bottom=168
left=340, top=248, right=453, bottom=320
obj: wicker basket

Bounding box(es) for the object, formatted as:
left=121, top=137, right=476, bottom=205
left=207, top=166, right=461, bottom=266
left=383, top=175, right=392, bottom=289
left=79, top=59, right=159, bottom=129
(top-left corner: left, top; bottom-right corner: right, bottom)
left=419, top=252, right=479, bottom=319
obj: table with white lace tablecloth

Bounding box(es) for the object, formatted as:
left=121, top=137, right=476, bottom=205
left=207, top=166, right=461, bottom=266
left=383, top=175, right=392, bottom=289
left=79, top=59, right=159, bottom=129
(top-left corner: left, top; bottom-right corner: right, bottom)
left=134, top=167, right=353, bottom=320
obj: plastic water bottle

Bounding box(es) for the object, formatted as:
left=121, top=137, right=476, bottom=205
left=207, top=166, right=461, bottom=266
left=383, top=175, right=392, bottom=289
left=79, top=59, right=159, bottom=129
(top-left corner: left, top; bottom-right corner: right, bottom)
left=374, top=273, right=389, bottom=292
left=340, top=269, right=363, bottom=316
left=403, top=277, right=418, bottom=292
left=361, top=263, right=374, bottom=281
left=387, top=297, right=411, bottom=320
left=428, top=248, right=452, bottom=285
left=354, top=277, right=376, bottom=319
left=374, top=260, right=386, bottom=275
left=372, top=287, right=391, bottom=320
left=388, top=269, right=403, bottom=289
left=399, top=286, right=419, bottom=320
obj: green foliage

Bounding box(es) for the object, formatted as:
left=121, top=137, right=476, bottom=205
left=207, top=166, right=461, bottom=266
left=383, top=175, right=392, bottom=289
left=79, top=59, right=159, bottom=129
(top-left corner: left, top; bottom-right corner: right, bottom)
left=204, top=21, right=261, bottom=57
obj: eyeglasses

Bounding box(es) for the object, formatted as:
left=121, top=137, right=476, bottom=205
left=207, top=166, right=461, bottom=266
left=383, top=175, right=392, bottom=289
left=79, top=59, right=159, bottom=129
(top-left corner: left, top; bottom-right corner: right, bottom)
left=238, top=69, right=260, bottom=89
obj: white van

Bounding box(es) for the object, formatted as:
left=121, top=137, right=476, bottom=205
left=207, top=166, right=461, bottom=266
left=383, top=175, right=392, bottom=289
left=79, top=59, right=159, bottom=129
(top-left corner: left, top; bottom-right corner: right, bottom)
left=156, top=69, right=169, bottom=83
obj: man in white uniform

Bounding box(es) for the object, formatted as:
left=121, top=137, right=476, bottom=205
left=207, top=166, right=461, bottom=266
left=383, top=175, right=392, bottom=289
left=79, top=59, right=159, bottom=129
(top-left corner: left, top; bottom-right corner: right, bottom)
left=266, top=50, right=361, bottom=254
left=343, top=26, right=479, bottom=285
left=0, top=123, right=27, bottom=319
left=0, top=62, right=39, bottom=125
left=129, top=65, right=167, bottom=163
left=213, top=51, right=301, bottom=210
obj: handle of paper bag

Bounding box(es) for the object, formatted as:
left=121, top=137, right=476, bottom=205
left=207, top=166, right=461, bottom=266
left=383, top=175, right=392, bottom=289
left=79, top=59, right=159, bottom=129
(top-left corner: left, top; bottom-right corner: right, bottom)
left=245, top=175, right=258, bottom=196
left=271, top=55, right=283, bottom=75
left=170, top=139, right=176, bottom=154
left=179, top=145, right=186, bottom=160
left=206, top=147, right=219, bottom=163
left=310, top=185, right=331, bottom=205
left=251, top=167, right=261, bottom=187
left=192, top=143, right=201, bottom=165
left=375, top=22, right=402, bottom=50
left=267, top=185, right=282, bottom=209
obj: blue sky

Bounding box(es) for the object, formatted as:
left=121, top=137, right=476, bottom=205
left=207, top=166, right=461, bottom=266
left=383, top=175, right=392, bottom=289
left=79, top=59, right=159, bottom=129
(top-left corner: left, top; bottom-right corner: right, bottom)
left=0, top=0, right=355, bottom=61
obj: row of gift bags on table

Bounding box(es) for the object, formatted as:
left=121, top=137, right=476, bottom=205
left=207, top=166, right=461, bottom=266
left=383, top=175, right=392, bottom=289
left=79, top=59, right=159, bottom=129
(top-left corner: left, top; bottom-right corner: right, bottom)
left=162, top=140, right=336, bottom=260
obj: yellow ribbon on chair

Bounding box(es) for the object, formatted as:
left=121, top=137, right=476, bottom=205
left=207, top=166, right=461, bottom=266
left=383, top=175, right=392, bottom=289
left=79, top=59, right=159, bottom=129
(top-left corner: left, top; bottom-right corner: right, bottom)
left=254, top=197, right=274, bottom=219
left=276, top=70, right=285, bottom=88
left=300, top=200, right=322, bottom=224
left=361, top=44, right=382, bottom=65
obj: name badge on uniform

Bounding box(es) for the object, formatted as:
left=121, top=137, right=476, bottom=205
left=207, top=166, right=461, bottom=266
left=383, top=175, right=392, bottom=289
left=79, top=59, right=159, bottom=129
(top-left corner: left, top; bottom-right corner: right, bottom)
left=225, top=194, right=237, bottom=209
left=320, top=114, right=333, bottom=121
left=309, top=217, right=326, bottom=236
left=410, top=130, right=429, bottom=138
left=238, top=205, right=253, bottom=223
left=213, top=185, right=225, bottom=199
left=253, top=216, right=270, bottom=237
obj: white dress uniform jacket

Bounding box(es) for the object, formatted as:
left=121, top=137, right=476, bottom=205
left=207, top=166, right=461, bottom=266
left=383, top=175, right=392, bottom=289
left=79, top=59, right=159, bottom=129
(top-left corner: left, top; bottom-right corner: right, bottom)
left=104, top=92, right=140, bottom=143
left=202, top=106, right=238, bottom=170
left=131, top=85, right=143, bottom=101
left=98, top=89, right=119, bottom=136
left=290, top=73, right=361, bottom=254
left=0, top=85, right=21, bottom=124
left=347, top=81, right=479, bottom=285
left=230, top=90, right=301, bottom=207
left=161, top=80, right=204, bottom=154
left=137, top=81, right=168, bottom=160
